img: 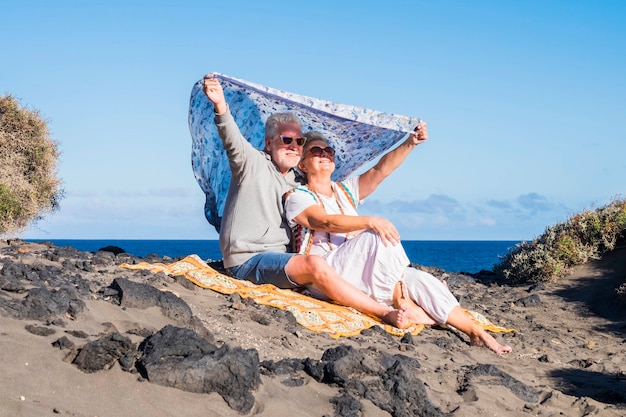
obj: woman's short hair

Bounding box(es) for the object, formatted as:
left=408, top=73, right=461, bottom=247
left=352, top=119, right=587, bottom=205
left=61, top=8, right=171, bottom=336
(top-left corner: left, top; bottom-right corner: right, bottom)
left=302, top=131, right=329, bottom=153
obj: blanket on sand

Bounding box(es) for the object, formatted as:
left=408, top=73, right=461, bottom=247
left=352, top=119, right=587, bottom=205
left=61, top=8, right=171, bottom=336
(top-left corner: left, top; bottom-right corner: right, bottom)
left=121, top=255, right=515, bottom=339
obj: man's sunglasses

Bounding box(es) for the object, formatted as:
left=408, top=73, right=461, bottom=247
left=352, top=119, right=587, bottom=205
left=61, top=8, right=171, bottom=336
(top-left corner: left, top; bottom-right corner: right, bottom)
left=278, top=135, right=306, bottom=146
left=306, top=146, right=336, bottom=158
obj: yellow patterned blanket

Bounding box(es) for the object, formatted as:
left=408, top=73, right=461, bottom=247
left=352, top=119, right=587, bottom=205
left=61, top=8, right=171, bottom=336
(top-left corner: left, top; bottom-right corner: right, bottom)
left=120, top=255, right=514, bottom=339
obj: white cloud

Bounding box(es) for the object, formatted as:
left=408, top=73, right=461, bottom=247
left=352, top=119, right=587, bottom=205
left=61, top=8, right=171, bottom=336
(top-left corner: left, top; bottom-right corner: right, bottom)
left=516, top=192, right=553, bottom=213
left=20, top=188, right=213, bottom=239
left=359, top=191, right=576, bottom=240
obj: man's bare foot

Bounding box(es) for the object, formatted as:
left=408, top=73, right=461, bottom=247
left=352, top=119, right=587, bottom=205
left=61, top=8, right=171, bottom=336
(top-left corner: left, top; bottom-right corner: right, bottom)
left=382, top=306, right=410, bottom=329
left=470, top=331, right=512, bottom=355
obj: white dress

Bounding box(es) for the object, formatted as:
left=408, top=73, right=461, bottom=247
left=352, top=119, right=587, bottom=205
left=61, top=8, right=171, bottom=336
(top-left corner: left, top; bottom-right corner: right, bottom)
left=284, top=177, right=459, bottom=324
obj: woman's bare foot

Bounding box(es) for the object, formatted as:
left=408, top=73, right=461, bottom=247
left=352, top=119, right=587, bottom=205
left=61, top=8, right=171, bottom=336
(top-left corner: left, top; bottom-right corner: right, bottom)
left=395, top=297, right=437, bottom=325
left=469, top=330, right=513, bottom=355
left=392, top=281, right=437, bottom=325
left=445, top=307, right=512, bottom=355
left=407, top=304, right=437, bottom=326
left=382, top=305, right=410, bottom=329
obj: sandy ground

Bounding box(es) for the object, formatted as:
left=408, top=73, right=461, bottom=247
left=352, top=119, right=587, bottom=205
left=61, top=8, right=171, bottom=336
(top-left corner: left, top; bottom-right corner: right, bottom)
left=1, top=240, right=625, bottom=417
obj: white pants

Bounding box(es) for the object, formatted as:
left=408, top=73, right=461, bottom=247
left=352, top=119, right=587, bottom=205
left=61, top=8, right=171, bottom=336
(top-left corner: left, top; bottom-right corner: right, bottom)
left=308, top=230, right=459, bottom=324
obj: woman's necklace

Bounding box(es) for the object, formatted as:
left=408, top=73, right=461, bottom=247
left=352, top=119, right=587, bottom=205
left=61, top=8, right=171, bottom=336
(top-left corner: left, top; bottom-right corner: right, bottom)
left=311, top=183, right=349, bottom=252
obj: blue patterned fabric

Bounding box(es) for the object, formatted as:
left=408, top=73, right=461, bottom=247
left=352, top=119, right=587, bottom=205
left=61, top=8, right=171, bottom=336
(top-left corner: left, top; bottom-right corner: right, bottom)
left=188, top=73, right=422, bottom=232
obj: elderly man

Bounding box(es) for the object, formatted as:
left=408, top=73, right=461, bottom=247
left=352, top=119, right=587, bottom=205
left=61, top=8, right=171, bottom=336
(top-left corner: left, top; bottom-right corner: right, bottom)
left=203, top=74, right=416, bottom=327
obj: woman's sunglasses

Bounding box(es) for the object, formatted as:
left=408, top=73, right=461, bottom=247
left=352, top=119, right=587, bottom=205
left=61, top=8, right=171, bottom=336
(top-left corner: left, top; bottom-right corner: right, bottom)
left=278, top=135, right=306, bottom=146
left=306, top=146, right=336, bottom=158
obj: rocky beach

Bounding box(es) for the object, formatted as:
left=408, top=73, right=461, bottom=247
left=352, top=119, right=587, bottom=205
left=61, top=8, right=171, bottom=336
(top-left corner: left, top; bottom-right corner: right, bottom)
left=1, top=238, right=625, bottom=417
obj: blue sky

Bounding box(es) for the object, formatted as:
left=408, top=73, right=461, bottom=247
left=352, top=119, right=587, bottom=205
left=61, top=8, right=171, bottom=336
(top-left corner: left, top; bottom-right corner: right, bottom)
left=2, top=0, right=625, bottom=241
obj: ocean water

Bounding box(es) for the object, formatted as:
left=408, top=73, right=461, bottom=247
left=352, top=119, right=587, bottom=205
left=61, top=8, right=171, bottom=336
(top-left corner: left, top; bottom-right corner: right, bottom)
left=26, top=239, right=520, bottom=273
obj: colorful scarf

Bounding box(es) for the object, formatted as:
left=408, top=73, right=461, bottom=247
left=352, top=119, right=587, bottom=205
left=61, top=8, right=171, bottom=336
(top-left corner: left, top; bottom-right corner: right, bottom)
left=188, top=73, right=422, bottom=231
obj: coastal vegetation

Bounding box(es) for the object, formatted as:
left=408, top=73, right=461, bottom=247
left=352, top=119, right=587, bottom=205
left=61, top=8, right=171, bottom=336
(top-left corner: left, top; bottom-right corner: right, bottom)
left=495, top=197, right=626, bottom=290
left=0, top=95, right=63, bottom=236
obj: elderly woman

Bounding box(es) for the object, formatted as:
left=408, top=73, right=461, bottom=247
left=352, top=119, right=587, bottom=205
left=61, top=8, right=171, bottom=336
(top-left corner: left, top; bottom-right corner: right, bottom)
left=284, top=131, right=512, bottom=354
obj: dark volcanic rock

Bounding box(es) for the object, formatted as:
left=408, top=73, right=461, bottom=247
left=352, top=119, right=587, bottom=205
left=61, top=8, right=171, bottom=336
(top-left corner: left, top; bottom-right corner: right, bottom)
left=138, top=325, right=260, bottom=414
left=300, top=344, right=445, bottom=417
left=358, top=323, right=395, bottom=342
left=0, top=252, right=93, bottom=299
left=0, top=258, right=40, bottom=294
left=97, top=245, right=127, bottom=255
left=444, top=273, right=477, bottom=287
left=528, top=283, right=546, bottom=293
left=330, top=392, right=363, bottom=417
left=6, top=285, right=85, bottom=321
left=108, top=278, right=213, bottom=342
left=516, top=294, right=542, bottom=307
left=139, top=325, right=218, bottom=361
left=0, top=274, right=27, bottom=293
left=66, top=330, right=89, bottom=338
left=25, top=324, right=56, bottom=336
left=260, top=357, right=305, bottom=376
left=459, top=363, right=539, bottom=403
left=91, top=250, right=118, bottom=267
left=110, top=277, right=192, bottom=322
left=0, top=258, right=40, bottom=283
left=72, top=332, right=136, bottom=373
left=371, top=359, right=444, bottom=417
left=400, top=332, right=414, bottom=345
left=52, top=336, right=75, bottom=350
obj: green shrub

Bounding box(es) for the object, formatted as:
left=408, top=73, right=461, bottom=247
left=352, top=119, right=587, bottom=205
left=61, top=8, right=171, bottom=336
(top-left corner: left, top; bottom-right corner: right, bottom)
left=495, top=197, right=626, bottom=283
left=0, top=94, right=63, bottom=236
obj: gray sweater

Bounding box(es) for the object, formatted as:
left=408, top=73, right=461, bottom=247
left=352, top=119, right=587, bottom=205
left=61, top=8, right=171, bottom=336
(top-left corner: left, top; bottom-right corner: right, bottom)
left=214, top=109, right=301, bottom=268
